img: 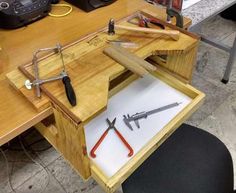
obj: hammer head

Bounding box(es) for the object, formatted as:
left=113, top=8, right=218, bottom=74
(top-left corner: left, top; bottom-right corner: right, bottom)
left=108, top=18, right=115, bottom=35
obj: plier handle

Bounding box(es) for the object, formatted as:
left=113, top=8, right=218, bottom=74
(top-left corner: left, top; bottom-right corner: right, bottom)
left=90, top=118, right=134, bottom=158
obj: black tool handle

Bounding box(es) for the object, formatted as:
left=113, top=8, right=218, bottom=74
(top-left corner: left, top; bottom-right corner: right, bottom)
left=166, top=9, right=184, bottom=28
left=62, top=76, right=77, bottom=106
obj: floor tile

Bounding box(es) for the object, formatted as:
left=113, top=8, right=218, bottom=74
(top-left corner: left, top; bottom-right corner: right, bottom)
left=10, top=161, right=42, bottom=187
left=13, top=170, right=66, bottom=193
left=0, top=153, right=13, bottom=193
left=199, top=92, right=236, bottom=145
left=191, top=72, right=232, bottom=116
left=48, top=157, right=98, bottom=193
left=195, top=42, right=236, bottom=92
left=0, top=149, right=42, bottom=193
left=16, top=128, right=61, bottom=166
left=35, top=147, right=61, bottom=167
left=186, top=71, right=231, bottom=127
left=197, top=15, right=236, bottom=41
left=221, top=31, right=236, bottom=47
left=185, top=108, right=208, bottom=127
left=194, top=15, right=236, bottom=92
left=0, top=182, right=11, bottom=193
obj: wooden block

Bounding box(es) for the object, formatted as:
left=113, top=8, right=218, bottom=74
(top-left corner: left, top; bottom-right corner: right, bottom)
left=35, top=106, right=91, bottom=179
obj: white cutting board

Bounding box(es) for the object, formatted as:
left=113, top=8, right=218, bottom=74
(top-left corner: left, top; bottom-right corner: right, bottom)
left=84, top=74, right=192, bottom=177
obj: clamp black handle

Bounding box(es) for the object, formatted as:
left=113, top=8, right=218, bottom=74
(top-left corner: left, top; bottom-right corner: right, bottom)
left=166, top=8, right=184, bottom=28
left=62, top=76, right=77, bottom=106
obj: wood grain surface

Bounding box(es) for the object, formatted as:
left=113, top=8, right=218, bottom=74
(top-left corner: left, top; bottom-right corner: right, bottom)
left=7, top=11, right=197, bottom=125
left=36, top=106, right=91, bottom=179
left=0, top=0, right=192, bottom=146
left=114, top=25, right=180, bottom=40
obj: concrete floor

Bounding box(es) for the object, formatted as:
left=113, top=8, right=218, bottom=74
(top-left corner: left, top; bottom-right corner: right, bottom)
left=0, top=15, right=236, bottom=193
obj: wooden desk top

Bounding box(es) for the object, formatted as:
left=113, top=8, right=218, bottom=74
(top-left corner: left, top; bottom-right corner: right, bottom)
left=0, top=0, right=191, bottom=145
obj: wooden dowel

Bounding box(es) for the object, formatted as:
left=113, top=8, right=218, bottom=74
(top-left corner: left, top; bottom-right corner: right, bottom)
left=115, top=24, right=180, bottom=41
left=104, top=45, right=149, bottom=77
left=110, top=45, right=157, bottom=72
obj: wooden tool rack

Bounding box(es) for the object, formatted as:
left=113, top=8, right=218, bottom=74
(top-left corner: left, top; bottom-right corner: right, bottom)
left=6, top=10, right=205, bottom=193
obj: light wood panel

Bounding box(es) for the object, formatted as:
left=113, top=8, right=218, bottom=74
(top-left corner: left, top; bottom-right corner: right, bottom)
left=0, top=0, right=192, bottom=146
left=149, top=46, right=198, bottom=81
left=35, top=105, right=91, bottom=179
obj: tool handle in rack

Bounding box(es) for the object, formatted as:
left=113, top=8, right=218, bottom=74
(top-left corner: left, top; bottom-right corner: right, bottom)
left=62, top=76, right=77, bottom=106
left=114, top=129, right=134, bottom=157
left=90, top=129, right=109, bottom=158
left=115, top=24, right=180, bottom=41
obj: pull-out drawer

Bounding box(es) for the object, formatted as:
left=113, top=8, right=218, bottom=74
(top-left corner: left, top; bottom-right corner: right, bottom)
left=35, top=68, right=204, bottom=193
left=84, top=69, right=204, bottom=193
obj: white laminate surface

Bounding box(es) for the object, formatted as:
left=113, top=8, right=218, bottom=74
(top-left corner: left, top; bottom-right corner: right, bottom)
left=85, top=75, right=191, bottom=177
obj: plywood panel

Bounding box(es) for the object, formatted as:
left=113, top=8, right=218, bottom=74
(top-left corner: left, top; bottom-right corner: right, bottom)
left=35, top=106, right=91, bottom=179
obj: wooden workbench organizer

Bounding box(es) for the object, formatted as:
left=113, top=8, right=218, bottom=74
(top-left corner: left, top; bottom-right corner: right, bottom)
left=6, top=10, right=204, bottom=193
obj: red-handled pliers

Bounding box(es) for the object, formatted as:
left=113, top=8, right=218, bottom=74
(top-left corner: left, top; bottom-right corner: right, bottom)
left=90, top=118, right=134, bottom=158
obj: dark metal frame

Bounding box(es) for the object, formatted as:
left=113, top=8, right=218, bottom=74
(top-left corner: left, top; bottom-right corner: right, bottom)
left=189, top=1, right=236, bottom=84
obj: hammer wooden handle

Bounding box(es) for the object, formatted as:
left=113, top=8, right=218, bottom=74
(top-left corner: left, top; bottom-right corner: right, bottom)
left=115, top=24, right=180, bottom=41
left=109, top=45, right=157, bottom=72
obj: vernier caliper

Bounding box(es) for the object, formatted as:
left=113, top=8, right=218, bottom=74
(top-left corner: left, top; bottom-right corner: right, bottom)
left=123, top=102, right=181, bottom=131
left=24, top=43, right=77, bottom=106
